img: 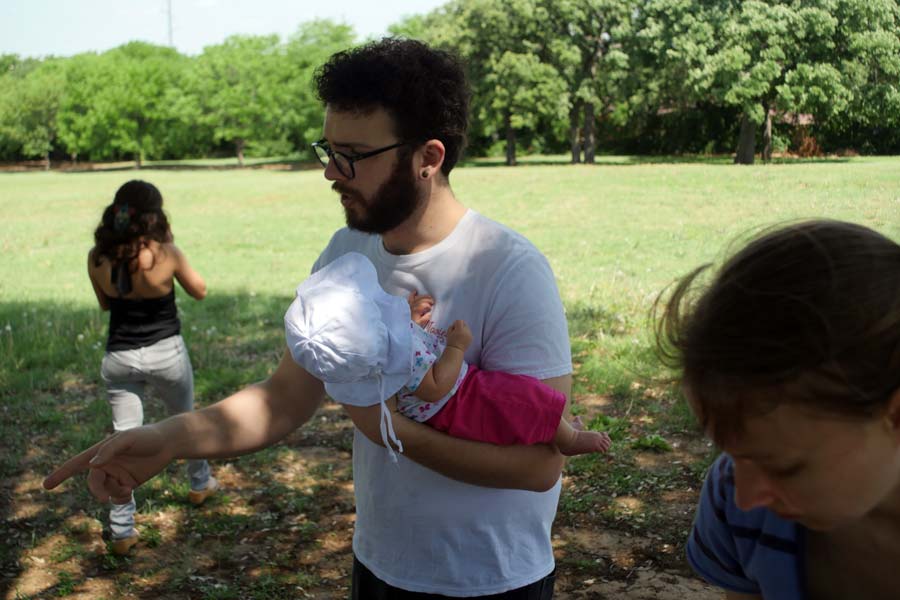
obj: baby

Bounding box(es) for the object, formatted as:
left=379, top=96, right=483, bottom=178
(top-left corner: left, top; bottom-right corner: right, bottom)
left=285, top=252, right=610, bottom=458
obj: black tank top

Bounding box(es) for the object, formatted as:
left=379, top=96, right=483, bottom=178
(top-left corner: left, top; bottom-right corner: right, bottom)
left=107, top=289, right=181, bottom=351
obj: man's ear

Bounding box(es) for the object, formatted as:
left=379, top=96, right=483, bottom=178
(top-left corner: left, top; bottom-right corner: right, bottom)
left=418, top=139, right=445, bottom=180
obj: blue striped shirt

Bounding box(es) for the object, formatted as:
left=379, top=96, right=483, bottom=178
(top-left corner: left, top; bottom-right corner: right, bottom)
left=687, top=454, right=807, bottom=599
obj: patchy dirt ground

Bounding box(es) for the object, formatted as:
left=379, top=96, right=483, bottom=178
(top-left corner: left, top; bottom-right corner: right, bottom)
left=2, top=399, right=720, bottom=599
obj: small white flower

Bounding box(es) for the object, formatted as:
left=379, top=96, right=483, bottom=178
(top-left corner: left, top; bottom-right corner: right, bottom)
left=4, top=323, right=10, bottom=332
left=250, top=291, right=257, bottom=297
left=191, top=325, right=197, bottom=331
left=77, top=334, right=84, bottom=341
left=46, top=321, right=52, bottom=327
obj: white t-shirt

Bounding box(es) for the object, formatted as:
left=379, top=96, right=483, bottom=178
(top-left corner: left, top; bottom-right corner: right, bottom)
left=312, top=209, right=572, bottom=596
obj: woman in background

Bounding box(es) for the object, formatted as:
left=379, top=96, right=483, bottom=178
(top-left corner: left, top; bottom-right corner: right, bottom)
left=88, top=179, right=217, bottom=555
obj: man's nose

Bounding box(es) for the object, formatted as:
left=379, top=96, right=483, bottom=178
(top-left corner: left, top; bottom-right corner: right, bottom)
left=323, top=160, right=347, bottom=182
left=733, top=460, right=778, bottom=512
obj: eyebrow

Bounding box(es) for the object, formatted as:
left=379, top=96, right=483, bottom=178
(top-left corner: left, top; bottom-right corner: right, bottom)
left=326, top=139, right=374, bottom=151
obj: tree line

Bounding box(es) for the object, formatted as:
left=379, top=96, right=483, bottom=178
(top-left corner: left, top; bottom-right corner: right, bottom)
left=2, top=1, right=899, bottom=168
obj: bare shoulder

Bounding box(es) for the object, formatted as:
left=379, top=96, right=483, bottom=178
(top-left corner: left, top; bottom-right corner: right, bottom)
left=87, top=247, right=107, bottom=274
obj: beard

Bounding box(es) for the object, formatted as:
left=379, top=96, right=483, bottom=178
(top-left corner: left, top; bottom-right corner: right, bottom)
left=333, top=153, right=423, bottom=234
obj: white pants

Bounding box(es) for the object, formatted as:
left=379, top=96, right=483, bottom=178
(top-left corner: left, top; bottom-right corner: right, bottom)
left=101, top=335, right=210, bottom=539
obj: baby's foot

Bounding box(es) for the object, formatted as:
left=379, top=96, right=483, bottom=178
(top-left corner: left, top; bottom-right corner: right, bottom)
left=560, top=416, right=612, bottom=456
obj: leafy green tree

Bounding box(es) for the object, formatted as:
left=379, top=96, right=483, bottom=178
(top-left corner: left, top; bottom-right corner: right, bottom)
left=56, top=52, right=107, bottom=162
left=193, top=35, right=293, bottom=165
left=543, top=0, right=635, bottom=163
left=818, top=0, right=900, bottom=151
left=101, top=42, right=194, bottom=166
left=402, top=0, right=569, bottom=165
left=284, top=20, right=357, bottom=156
left=0, top=54, right=56, bottom=163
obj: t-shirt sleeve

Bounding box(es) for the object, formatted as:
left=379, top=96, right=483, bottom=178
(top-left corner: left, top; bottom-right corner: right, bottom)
left=479, top=252, right=572, bottom=380
left=686, top=455, right=761, bottom=595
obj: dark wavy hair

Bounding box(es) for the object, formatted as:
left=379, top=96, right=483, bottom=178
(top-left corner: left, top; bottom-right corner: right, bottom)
left=93, top=180, right=172, bottom=293
left=655, top=220, right=900, bottom=446
left=314, top=38, right=470, bottom=177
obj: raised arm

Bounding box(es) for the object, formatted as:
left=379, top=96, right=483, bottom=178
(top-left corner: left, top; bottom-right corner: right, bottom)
left=344, top=373, right=570, bottom=492
left=44, top=349, right=325, bottom=499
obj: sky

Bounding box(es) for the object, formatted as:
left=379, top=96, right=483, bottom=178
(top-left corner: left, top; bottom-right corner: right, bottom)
left=1, top=0, right=449, bottom=59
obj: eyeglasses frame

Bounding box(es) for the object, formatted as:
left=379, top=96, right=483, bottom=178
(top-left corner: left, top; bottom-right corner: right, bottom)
left=311, top=139, right=408, bottom=179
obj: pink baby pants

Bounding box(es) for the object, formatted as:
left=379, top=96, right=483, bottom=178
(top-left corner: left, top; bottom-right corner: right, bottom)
left=425, top=365, right=566, bottom=445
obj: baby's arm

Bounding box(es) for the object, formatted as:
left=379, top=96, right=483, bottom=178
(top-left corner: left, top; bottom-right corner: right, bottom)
left=413, top=320, right=472, bottom=403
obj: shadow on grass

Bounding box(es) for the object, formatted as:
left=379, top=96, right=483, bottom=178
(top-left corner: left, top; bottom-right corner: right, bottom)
left=1, top=290, right=698, bottom=597
left=0, top=291, right=327, bottom=598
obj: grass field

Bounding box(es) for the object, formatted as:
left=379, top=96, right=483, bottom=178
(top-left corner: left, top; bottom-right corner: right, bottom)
left=1, top=156, right=898, bottom=598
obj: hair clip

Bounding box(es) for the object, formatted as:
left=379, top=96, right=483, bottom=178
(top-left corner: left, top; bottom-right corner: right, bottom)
left=113, top=204, right=133, bottom=232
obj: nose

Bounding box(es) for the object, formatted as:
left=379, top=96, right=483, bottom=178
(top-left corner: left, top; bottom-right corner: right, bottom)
left=323, top=160, right=347, bottom=182
left=732, top=460, right=778, bottom=511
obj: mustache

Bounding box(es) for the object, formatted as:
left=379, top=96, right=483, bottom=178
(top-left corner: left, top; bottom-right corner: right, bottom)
left=332, top=182, right=358, bottom=196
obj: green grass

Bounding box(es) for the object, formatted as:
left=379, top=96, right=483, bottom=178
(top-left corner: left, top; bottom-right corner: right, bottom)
left=2, top=155, right=897, bottom=596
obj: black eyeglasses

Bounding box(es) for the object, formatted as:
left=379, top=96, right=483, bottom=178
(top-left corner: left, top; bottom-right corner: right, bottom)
left=311, top=139, right=406, bottom=179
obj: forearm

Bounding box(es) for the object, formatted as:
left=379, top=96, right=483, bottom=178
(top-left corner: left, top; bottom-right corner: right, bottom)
left=394, top=415, right=564, bottom=491
left=157, top=351, right=324, bottom=460
left=416, top=347, right=465, bottom=402
left=343, top=403, right=563, bottom=491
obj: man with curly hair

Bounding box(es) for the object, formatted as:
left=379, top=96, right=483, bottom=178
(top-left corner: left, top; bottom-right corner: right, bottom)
left=45, top=38, right=570, bottom=599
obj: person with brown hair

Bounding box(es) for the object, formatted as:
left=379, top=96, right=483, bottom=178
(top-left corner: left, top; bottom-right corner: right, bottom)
left=656, top=220, right=900, bottom=600
left=88, top=179, right=218, bottom=555
left=47, top=40, right=571, bottom=597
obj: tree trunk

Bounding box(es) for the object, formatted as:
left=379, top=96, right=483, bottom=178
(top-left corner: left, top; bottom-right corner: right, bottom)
left=505, top=113, right=516, bottom=167
left=734, top=113, right=756, bottom=165
left=44, top=151, right=50, bottom=171
left=583, top=102, right=596, bottom=164
left=569, top=105, right=582, bottom=163
left=236, top=139, right=245, bottom=167
left=762, top=105, right=773, bottom=163
left=135, top=151, right=142, bottom=169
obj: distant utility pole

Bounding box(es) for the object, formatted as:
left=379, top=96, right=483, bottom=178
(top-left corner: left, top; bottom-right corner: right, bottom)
left=167, top=0, right=174, bottom=47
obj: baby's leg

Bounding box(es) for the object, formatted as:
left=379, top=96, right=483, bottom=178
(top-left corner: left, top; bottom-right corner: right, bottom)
left=555, top=415, right=611, bottom=456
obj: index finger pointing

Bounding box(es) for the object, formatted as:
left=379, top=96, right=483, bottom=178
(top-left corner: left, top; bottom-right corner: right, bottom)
left=42, top=441, right=103, bottom=490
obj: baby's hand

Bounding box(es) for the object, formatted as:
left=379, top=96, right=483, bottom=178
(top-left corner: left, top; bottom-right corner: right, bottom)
left=407, top=290, right=434, bottom=326
left=446, top=320, right=472, bottom=351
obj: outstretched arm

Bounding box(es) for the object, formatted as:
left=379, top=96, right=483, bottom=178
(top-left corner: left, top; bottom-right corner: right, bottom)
left=44, top=350, right=325, bottom=499
left=344, top=373, right=571, bottom=491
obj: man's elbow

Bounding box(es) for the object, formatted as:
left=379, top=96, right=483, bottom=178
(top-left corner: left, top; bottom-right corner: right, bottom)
left=526, top=451, right=564, bottom=492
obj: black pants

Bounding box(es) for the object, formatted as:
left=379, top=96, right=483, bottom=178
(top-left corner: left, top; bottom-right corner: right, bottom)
left=350, top=556, right=555, bottom=600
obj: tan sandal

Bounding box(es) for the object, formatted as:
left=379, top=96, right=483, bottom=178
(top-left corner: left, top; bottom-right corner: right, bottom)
left=188, top=476, right=220, bottom=506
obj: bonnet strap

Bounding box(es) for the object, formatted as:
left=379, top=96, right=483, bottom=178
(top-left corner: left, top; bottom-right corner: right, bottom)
left=376, top=370, right=403, bottom=463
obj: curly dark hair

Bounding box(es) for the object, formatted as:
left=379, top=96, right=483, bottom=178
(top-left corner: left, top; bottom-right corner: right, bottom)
left=314, top=38, right=470, bottom=177
left=655, top=220, right=900, bottom=446
left=93, top=180, right=172, bottom=294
